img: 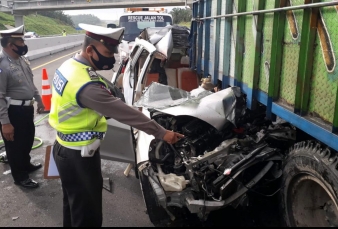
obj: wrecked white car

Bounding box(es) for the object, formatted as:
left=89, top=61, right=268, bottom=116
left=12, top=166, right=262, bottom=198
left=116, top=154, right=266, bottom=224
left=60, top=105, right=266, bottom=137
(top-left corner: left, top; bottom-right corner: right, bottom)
left=100, top=26, right=295, bottom=226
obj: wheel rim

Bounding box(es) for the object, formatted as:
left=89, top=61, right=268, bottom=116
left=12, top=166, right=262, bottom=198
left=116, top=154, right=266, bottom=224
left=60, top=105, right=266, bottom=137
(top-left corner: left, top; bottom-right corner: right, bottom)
left=287, top=174, right=338, bottom=227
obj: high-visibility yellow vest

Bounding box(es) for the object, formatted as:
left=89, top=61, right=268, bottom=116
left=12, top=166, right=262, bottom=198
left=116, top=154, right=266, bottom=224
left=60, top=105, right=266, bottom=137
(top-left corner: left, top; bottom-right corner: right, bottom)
left=49, top=58, right=108, bottom=147
left=62, top=32, right=66, bottom=36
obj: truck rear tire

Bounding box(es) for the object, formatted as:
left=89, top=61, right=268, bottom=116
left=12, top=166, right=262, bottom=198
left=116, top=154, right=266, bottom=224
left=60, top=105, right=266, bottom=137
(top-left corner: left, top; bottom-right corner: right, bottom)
left=281, top=141, right=338, bottom=227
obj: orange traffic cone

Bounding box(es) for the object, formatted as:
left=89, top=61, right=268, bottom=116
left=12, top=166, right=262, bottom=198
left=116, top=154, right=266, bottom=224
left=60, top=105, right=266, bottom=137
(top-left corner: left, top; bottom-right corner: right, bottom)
left=41, top=68, right=52, bottom=113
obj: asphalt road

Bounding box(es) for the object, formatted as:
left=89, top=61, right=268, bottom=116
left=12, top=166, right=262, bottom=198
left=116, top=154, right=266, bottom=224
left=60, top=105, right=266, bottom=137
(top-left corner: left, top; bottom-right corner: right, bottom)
left=0, top=46, right=282, bottom=227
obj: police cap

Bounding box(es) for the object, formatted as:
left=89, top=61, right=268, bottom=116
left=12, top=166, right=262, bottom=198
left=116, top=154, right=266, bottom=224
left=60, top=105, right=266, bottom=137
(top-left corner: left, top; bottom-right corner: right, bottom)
left=0, top=25, right=25, bottom=38
left=79, top=23, right=124, bottom=53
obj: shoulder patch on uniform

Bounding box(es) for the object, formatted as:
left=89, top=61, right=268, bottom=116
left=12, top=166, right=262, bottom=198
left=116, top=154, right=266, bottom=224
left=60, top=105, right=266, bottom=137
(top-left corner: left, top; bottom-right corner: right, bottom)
left=87, top=67, right=99, bottom=80
left=21, top=56, right=30, bottom=65
left=100, top=85, right=112, bottom=95
left=53, top=69, right=68, bottom=96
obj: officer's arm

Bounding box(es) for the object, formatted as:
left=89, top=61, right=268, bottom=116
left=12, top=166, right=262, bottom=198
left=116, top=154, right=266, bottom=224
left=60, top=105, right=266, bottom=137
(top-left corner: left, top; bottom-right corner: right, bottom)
left=27, top=66, right=43, bottom=105
left=99, top=75, right=125, bottom=102
left=78, top=83, right=167, bottom=140
left=0, top=69, right=10, bottom=124
left=32, top=83, right=43, bottom=104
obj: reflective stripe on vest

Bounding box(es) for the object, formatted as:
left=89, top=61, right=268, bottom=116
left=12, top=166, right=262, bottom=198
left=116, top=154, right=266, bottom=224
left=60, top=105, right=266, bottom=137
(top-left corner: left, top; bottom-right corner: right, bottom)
left=58, top=105, right=83, bottom=123
left=57, top=131, right=105, bottom=142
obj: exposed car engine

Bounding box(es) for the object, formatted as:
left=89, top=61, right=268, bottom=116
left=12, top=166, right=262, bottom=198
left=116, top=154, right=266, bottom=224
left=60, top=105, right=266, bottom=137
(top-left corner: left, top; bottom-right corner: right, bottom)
left=140, top=93, right=297, bottom=221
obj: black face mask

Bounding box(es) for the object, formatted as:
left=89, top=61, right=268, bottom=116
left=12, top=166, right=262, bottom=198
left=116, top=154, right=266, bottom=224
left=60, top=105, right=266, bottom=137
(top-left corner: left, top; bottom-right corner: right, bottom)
left=12, top=44, right=28, bottom=56
left=90, top=45, right=115, bottom=70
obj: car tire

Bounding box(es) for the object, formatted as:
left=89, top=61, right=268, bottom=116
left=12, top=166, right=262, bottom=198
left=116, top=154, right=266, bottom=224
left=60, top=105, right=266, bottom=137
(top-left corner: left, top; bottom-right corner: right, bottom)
left=280, top=141, right=338, bottom=227
left=138, top=169, right=172, bottom=226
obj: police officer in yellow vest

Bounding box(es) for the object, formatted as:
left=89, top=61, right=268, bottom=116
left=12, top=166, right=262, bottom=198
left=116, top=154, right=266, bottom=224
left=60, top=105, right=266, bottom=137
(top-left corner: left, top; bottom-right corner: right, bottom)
left=49, top=23, right=184, bottom=227
left=62, top=29, right=66, bottom=36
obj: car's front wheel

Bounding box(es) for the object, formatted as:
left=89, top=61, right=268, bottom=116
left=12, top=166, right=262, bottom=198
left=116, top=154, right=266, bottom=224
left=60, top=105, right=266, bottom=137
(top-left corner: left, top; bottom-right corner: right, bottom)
left=138, top=169, right=172, bottom=226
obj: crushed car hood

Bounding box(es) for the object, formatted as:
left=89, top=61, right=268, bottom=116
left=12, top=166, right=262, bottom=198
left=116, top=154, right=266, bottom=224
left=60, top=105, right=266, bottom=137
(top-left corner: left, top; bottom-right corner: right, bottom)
left=134, top=82, right=239, bottom=130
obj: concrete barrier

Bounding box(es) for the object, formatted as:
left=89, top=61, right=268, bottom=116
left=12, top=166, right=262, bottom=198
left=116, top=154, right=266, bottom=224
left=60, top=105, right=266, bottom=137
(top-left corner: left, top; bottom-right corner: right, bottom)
left=23, top=34, right=84, bottom=61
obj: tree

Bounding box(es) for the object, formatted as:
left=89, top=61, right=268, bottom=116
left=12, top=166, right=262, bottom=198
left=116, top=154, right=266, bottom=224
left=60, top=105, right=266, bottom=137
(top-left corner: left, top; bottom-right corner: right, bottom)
left=169, top=8, right=192, bottom=24
left=38, top=11, right=74, bottom=27
left=70, top=14, right=102, bottom=27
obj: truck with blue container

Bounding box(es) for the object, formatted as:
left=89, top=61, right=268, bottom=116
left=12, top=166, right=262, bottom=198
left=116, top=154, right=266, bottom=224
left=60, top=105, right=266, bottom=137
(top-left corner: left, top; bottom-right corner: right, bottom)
left=102, top=0, right=338, bottom=227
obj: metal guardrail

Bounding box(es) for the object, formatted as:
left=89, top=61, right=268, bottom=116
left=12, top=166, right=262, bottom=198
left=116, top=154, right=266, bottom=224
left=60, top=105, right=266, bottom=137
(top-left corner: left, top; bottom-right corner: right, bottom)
left=1, top=0, right=193, bottom=13
left=23, top=34, right=84, bottom=61
left=39, top=33, right=83, bottom=38
left=0, top=35, right=84, bottom=60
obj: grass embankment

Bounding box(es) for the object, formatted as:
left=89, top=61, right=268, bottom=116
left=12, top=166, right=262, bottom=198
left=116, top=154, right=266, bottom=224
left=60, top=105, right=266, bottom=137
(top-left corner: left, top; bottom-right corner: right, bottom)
left=0, top=12, right=78, bottom=36
left=178, top=21, right=191, bottom=28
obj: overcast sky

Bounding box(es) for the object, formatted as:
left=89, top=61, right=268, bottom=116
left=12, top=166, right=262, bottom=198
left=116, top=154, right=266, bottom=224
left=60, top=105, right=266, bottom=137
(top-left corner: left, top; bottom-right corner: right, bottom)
left=64, top=7, right=182, bottom=21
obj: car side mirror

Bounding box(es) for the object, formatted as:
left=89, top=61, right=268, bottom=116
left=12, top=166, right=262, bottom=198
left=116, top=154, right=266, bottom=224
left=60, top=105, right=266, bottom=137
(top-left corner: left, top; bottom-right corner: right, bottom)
left=107, top=23, right=118, bottom=29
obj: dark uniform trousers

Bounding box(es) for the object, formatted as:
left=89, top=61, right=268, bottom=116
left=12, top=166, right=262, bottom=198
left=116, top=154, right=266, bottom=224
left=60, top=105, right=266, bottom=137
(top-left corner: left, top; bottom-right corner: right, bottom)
left=0, top=105, right=35, bottom=182
left=53, top=140, right=103, bottom=227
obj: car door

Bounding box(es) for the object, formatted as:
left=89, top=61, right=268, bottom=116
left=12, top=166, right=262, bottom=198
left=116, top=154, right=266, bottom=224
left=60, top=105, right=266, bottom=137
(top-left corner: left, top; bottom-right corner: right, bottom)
left=100, top=38, right=157, bottom=164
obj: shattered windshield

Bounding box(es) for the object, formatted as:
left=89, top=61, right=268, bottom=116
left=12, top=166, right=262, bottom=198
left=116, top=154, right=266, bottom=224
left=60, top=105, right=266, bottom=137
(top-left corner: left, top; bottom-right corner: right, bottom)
left=134, top=82, right=197, bottom=108
left=134, top=83, right=239, bottom=130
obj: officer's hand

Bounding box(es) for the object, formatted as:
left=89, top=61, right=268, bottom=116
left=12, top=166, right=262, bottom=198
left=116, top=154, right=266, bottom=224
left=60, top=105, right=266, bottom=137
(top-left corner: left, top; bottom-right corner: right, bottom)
left=2, top=123, right=14, bottom=141
left=37, top=103, right=45, bottom=114
left=163, top=130, right=185, bottom=145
